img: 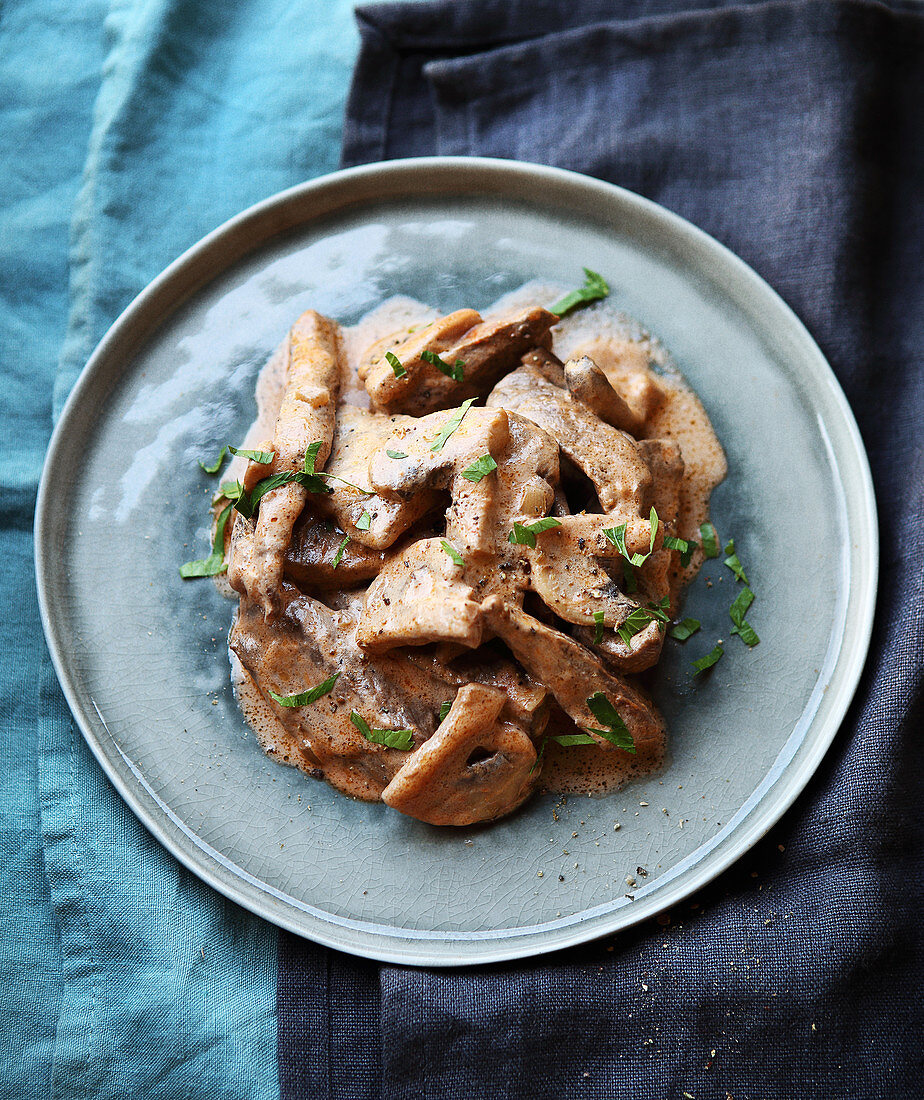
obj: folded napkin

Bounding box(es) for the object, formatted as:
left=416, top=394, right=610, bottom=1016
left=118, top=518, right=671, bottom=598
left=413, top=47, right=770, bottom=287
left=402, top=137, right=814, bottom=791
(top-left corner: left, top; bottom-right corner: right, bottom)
left=287, top=2, right=924, bottom=1096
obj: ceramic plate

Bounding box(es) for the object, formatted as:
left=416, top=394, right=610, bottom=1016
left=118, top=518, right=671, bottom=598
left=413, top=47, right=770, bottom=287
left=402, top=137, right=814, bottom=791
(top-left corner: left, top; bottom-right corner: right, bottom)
left=35, top=159, right=877, bottom=965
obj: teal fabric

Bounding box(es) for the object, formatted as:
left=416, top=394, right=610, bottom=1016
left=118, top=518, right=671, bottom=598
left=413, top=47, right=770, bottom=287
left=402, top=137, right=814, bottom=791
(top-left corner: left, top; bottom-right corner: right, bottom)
left=1, top=1, right=365, bottom=1095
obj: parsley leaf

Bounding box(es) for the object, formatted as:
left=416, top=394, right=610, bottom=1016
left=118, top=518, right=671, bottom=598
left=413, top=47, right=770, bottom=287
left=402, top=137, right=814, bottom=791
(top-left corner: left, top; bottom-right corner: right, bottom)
left=664, top=534, right=697, bottom=567
left=385, top=351, right=406, bottom=379
left=199, top=446, right=228, bottom=474
left=669, top=618, right=701, bottom=642
left=648, top=505, right=659, bottom=555
left=331, top=535, right=349, bottom=569
left=438, top=701, right=452, bottom=723
left=729, top=586, right=760, bottom=647
left=699, top=521, right=720, bottom=558
left=549, top=268, right=610, bottom=317
left=692, top=642, right=724, bottom=675
left=356, top=511, right=372, bottom=531
left=229, top=445, right=274, bottom=464
left=460, top=454, right=498, bottom=482
left=431, top=398, right=476, bottom=451
left=421, top=348, right=464, bottom=382
left=269, top=673, right=340, bottom=707
left=616, top=597, right=670, bottom=646
left=552, top=732, right=597, bottom=746
left=584, top=692, right=636, bottom=752
left=593, top=609, right=605, bottom=645
left=386, top=449, right=408, bottom=460
left=723, top=539, right=749, bottom=584
left=508, top=517, right=562, bottom=548
left=350, top=711, right=414, bottom=750
left=440, top=539, right=464, bottom=566
left=179, top=502, right=233, bottom=578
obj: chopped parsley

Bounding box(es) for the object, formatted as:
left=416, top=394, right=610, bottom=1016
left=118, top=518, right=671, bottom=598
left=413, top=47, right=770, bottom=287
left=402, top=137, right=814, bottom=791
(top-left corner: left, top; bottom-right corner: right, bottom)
left=438, top=701, right=452, bottom=724
left=421, top=348, right=464, bottom=382
left=723, top=539, right=749, bottom=584
left=508, top=517, right=562, bottom=548
left=593, top=609, right=605, bottom=645
left=552, top=732, right=597, bottom=747
left=229, top=445, right=275, bottom=464
left=269, top=673, right=340, bottom=707
left=460, top=454, right=498, bottom=482
left=584, top=692, right=636, bottom=753
left=669, top=618, right=701, bottom=642
left=386, top=449, right=408, bottom=460
left=179, top=501, right=233, bottom=577
left=616, top=597, right=670, bottom=647
left=699, top=521, right=720, bottom=558
left=729, top=586, right=760, bottom=647
left=198, top=446, right=228, bottom=474
left=385, top=351, right=406, bottom=379
left=549, top=268, right=610, bottom=317
left=692, top=642, right=724, bottom=675
left=350, top=711, right=414, bottom=750
left=330, top=535, right=349, bottom=569
left=440, top=539, right=464, bottom=566
left=664, top=534, right=697, bottom=567
left=430, top=398, right=476, bottom=452
left=356, top=510, right=372, bottom=531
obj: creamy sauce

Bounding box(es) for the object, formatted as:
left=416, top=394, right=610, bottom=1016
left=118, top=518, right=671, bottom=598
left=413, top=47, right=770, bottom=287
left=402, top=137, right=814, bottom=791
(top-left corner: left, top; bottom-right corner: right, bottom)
left=221, top=284, right=726, bottom=812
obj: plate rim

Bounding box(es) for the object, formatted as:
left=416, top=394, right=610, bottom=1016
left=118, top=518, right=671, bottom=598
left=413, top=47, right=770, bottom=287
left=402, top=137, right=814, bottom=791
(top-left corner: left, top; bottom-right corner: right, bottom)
left=34, top=156, right=879, bottom=965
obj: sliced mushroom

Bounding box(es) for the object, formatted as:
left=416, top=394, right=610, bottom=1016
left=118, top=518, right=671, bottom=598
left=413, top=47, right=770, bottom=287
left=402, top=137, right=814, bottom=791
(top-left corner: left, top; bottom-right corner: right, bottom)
left=480, top=596, right=665, bottom=752
left=284, top=515, right=385, bottom=591
left=356, top=537, right=484, bottom=652
left=369, top=405, right=510, bottom=556
left=487, top=363, right=652, bottom=514
left=363, top=306, right=557, bottom=415
left=574, top=619, right=664, bottom=675
left=564, top=356, right=645, bottom=437
left=381, top=684, right=537, bottom=825
left=314, top=405, right=439, bottom=550
left=566, top=336, right=668, bottom=433
left=247, top=310, right=342, bottom=616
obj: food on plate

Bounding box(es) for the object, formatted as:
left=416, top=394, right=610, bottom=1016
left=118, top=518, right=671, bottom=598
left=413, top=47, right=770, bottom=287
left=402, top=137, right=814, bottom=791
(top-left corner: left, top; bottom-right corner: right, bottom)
left=192, top=278, right=727, bottom=826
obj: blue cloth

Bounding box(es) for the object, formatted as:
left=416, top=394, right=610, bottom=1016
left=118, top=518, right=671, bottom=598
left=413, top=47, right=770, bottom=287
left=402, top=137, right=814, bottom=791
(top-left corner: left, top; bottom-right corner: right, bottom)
left=283, top=1, right=923, bottom=1096
left=1, top=1, right=370, bottom=1095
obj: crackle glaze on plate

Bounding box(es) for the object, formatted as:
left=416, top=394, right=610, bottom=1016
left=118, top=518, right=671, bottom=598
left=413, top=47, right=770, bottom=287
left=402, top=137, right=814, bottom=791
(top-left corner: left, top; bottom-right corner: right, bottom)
left=35, top=159, right=877, bottom=965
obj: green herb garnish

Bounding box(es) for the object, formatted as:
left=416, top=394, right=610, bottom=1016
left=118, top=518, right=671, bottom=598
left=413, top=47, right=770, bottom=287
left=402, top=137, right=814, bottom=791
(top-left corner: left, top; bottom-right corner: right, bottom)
left=440, top=539, right=464, bottom=566
left=699, top=522, right=720, bottom=558
left=616, top=597, right=670, bottom=646
left=269, top=673, right=340, bottom=708
left=508, top=517, right=562, bottom=548
left=356, top=511, right=372, bottom=531
left=669, top=618, right=701, bottom=642
left=664, top=535, right=697, bottom=567
left=331, top=535, right=349, bottom=569
left=460, top=454, right=498, bottom=482
left=692, top=642, right=724, bottom=675
left=552, top=733, right=597, bottom=747
left=229, top=445, right=275, bottom=464
left=438, top=701, right=453, bottom=724
left=593, top=609, right=605, bottom=645
left=729, top=586, right=759, bottom=647
left=421, top=348, right=464, bottom=382
left=648, top=506, right=659, bottom=554
left=350, top=711, right=414, bottom=750
left=723, top=539, right=749, bottom=584
left=604, top=508, right=660, bottom=567
left=549, top=268, right=610, bottom=317
left=430, top=398, right=476, bottom=451
left=199, top=446, right=228, bottom=474
left=584, top=692, right=635, bottom=752
left=385, top=351, right=406, bottom=379
left=179, top=501, right=234, bottom=577
left=386, top=449, right=408, bottom=460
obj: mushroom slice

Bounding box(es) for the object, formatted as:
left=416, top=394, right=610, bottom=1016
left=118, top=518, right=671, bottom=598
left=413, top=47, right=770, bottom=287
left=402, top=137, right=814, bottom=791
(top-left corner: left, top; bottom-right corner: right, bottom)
left=574, top=619, right=664, bottom=675
left=542, top=513, right=658, bottom=561
left=381, top=684, right=537, bottom=825
left=564, top=356, right=645, bottom=437
left=520, top=346, right=565, bottom=386
left=283, top=515, right=385, bottom=591
left=315, top=405, right=439, bottom=550
left=356, top=538, right=484, bottom=652
left=487, top=364, right=652, bottom=514
left=248, top=310, right=342, bottom=616
left=481, top=596, right=665, bottom=752
left=369, top=405, right=510, bottom=556
left=636, top=438, right=685, bottom=608
left=567, top=336, right=668, bottom=433
left=363, top=306, right=557, bottom=416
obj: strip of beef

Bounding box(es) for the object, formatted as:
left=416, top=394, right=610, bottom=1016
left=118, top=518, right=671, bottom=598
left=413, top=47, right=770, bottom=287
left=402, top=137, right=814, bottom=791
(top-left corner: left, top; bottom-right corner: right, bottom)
left=381, top=684, right=537, bottom=825
left=363, top=306, right=557, bottom=415
left=246, top=310, right=342, bottom=617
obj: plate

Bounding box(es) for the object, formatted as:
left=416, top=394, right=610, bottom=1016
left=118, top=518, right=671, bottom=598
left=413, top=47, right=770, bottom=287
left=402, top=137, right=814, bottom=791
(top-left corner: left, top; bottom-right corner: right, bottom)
left=35, top=158, right=877, bottom=965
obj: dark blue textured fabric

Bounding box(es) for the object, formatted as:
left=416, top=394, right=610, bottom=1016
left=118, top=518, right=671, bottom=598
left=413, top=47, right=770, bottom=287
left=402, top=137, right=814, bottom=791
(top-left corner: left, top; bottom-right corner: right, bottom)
left=276, top=1, right=923, bottom=1097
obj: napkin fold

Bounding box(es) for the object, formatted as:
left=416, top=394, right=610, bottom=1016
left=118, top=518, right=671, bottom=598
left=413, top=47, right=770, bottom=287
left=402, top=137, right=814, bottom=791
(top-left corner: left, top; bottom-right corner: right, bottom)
left=280, top=1, right=923, bottom=1096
